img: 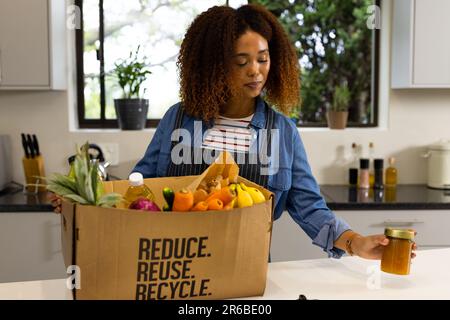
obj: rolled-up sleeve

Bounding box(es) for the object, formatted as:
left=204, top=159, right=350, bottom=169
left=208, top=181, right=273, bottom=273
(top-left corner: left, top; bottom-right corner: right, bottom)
left=285, top=130, right=351, bottom=258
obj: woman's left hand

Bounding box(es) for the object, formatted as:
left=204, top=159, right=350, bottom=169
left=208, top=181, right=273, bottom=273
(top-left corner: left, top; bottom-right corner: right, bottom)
left=352, top=234, right=417, bottom=260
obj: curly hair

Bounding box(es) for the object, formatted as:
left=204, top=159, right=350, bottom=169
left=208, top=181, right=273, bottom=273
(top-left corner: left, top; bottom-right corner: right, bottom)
left=177, top=4, right=300, bottom=122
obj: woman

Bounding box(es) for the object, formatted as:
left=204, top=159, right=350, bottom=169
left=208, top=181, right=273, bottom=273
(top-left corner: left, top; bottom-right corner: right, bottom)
left=54, top=4, right=415, bottom=260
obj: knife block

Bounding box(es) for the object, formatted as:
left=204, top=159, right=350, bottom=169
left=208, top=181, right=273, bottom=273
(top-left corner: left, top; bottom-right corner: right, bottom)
left=22, top=155, right=46, bottom=192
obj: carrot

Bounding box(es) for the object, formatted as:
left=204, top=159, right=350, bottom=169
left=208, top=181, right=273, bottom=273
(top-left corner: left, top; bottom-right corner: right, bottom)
left=223, top=198, right=236, bottom=210
left=205, top=189, right=221, bottom=202
left=172, top=188, right=194, bottom=212
left=219, top=186, right=236, bottom=204
left=193, top=189, right=209, bottom=204
left=206, top=186, right=236, bottom=205
left=191, top=201, right=208, bottom=211
left=207, top=198, right=223, bottom=211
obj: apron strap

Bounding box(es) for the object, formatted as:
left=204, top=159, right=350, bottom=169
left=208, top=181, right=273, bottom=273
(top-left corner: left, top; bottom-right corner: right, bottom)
left=170, top=104, right=185, bottom=150
left=167, top=105, right=185, bottom=176
left=237, top=102, right=276, bottom=187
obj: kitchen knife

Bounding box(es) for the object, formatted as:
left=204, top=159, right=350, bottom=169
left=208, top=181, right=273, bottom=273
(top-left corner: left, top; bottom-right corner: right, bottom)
left=26, top=134, right=35, bottom=158
left=32, top=134, right=40, bottom=156
left=21, top=133, right=30, bottom=158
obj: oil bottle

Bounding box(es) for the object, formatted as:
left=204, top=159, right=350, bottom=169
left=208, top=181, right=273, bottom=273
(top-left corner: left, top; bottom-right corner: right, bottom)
left=123, top=172, right=155, bottom=208
left=385, top=157, right=398, bottom=187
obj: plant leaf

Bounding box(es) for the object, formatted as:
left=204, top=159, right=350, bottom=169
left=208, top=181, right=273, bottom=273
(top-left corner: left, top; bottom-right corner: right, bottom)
left=46, top=184, right=77, bottom=197
left=64, top=194, right=89, bottom=205
left=91, top=162, right=99, bottom=203
left=84, top=164, right=95, bottom=204
left=73, top=146, right=89, bottom=200
left=97, top=193, right=123, bottom=207
left=97, top=179, right=105, bottom=199
left=48, top=173, right=78, bottom=194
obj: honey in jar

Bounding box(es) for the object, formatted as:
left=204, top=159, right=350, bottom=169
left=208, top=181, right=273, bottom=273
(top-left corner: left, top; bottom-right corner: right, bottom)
left=381, top=228, right=415, bottom=275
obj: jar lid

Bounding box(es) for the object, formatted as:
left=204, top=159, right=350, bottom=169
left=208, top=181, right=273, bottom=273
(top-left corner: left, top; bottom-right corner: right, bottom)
left=384, top=228, right=415, bottom=240
left=430, top=140, right=450, bottom=151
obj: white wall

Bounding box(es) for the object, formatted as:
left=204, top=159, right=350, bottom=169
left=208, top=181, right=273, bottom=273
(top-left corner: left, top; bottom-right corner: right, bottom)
left=1, top=1, right=449, bottom=185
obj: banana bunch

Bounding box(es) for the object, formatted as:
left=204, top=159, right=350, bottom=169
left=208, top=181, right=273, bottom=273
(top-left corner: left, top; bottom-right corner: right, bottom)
left=231, top=182, right=266, bottom=208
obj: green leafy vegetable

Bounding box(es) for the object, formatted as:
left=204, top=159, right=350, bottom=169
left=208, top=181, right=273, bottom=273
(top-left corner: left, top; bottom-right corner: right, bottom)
left=46, top=142, right=122, bottom=207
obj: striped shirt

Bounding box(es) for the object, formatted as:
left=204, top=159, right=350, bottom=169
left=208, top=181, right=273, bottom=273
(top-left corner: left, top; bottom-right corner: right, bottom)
left=202, top=114, right=255, bottom=153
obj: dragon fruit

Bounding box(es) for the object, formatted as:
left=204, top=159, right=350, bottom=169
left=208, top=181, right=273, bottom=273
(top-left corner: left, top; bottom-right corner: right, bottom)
left=129, top=197, right=161, bottom=212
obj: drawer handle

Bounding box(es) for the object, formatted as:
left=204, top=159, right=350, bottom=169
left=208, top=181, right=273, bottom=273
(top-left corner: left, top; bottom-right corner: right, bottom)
left=383, top=219, right=424, bottom=226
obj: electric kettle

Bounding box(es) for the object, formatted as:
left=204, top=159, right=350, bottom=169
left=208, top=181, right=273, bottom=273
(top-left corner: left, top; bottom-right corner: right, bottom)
left=422, top=140, right=450, bottom=189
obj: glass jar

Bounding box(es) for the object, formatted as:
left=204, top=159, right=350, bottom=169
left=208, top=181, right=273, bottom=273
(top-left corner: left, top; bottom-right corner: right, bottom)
left=381, top=228, right=415, bottom=275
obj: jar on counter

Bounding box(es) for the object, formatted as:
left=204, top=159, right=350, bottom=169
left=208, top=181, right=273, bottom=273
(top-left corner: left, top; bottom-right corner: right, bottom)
left=381, top=228, right=415, bottom=275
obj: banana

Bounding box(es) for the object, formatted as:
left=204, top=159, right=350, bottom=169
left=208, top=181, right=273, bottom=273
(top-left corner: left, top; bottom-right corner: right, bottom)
left=246, top=187, right=266, bottom=204
left=240, top=183, right=266, bottom=204
left=239, top=182, right=248, bottom=191
left=236, top=184, right=253, bottom=208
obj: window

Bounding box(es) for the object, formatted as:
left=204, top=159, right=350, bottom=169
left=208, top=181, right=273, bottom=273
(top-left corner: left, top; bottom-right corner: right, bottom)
left=249, top=0, right=380, bottom=127
left=76, top=0, right=379, bottom=128
left=75, top=0, right=237, bottom=129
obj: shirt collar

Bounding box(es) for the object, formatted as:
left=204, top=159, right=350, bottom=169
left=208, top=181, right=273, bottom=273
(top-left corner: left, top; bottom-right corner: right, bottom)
left=200, top=96, right=267, bottom=130
left=249, top=95, right=267, bottom=129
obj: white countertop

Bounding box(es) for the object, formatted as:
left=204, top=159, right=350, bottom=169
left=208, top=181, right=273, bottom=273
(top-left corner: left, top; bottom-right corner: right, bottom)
left=1, top=248, right=449, bottom=300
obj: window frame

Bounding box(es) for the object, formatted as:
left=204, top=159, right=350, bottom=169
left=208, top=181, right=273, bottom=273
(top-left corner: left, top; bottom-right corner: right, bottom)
left=297, top=0, right=381, bottom=128
left=75, top=0, right=380, bottom=129
left=75, top=0, right=160, bottom=129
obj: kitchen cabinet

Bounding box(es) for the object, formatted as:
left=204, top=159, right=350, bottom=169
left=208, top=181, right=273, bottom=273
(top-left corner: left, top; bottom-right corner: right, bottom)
left=271, top=210, right=450, bottom=262
left=271, top=212, right=328, bottom=262
left=0, top=212, right=66, bottom=283
left=0, top=0, right=66, bottom=90
left=391, top=0, right=450, bottom=88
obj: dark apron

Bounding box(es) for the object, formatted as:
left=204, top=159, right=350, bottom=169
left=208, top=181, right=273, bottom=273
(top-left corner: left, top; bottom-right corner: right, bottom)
left=166, top=103, right=275, bottom=189
left=165, top=103, right=276, bottom=262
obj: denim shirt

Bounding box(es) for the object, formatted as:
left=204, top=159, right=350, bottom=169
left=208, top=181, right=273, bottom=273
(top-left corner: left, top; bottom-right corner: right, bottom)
left=132, top=97, right=351, bottom=258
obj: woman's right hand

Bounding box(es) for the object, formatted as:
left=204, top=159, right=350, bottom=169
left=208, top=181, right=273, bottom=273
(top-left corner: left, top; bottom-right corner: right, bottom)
left=48, top=192, right=62, bottom=213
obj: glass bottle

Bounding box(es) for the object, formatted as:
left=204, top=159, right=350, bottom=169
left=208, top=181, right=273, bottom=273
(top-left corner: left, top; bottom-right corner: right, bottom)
left=359, top=158, right=370, bottom=189
left=374, top=158, right=384, bottom=189
left=348, top=143, right=359, bottom=187
left=349, top=168, right=358, bottom=187
left=123, top=172, right=155, bottom=208
left=385, top=157, right=398, bottom=187
left=368, top=142, right=375, bottom=188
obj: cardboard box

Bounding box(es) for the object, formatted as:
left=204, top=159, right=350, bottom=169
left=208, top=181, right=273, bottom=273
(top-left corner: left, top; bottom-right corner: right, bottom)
left=60, top=153, right=274, bottom=300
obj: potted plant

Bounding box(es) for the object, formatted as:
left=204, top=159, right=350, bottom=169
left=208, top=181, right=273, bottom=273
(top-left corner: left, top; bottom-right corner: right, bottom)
left=112, top=46, right=152, bottom=130
left=327, top=82, right=350, bottom=129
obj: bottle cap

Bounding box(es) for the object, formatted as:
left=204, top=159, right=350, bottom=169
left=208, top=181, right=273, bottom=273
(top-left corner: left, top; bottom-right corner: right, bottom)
left=360, top=158, right=369, bottom=169
left=129, top=172, right=144, bottom=186
left=349, top=168, right=358, bottom=185
left=374, top=158, right=384, bottom=170
left=389, top=157, right=396, bottom=166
